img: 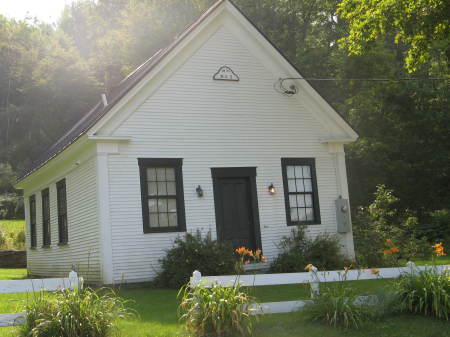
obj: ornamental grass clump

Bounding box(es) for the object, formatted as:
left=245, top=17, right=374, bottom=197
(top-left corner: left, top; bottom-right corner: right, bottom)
left=303, top=268, right=373, bottom=329
left=393, top=267, right=449, bottom=320
left=19, top=287, right=132, bottom=337
left=178, top=282, right=258, bottom=337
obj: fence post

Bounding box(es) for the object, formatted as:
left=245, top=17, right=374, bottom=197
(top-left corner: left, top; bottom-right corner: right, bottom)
left=69, top=265, right=81, bottom=290
left=309, top=265, right=320, bottom=298
left=405, top=261, right=418, bottom=276
left=191, top=270, right=202, bottom=287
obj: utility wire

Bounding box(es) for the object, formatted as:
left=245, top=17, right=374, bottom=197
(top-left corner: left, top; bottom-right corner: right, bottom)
left=281, top=77, right=449, bottom=82
left=275, top=77, right=449, bottom=96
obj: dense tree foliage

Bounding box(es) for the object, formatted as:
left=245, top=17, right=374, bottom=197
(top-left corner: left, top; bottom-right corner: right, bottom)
left=0, top=0, right=448, bottom=222
left=338, top=0, right=450, bottom=72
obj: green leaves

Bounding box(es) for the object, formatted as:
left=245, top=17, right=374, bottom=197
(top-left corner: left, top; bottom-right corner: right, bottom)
left=338, top=0, right=450, bottom=72
left=19, top=287, right=133, bottom=337
left=393, top=268, right=450, bottom=320
left=178, top=283, right=258, bottom=336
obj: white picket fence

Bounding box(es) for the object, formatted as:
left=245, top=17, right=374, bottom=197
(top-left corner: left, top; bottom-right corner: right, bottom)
left=0, top=271, right=82, bottom=327
left=190, top=262, right=450, bottom=314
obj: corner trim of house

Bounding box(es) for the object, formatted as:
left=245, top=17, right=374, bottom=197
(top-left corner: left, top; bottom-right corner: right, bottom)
left=95, top=143, right=116, bottom=284
left=328, top=143, right=356, bottom=260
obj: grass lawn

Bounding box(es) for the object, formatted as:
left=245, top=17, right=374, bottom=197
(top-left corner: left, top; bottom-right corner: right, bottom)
left=1, top=271, right=449, bottom=337
left=0, top=220, right=25, bottom=250
left=0, top=268, right=449, bottom=337
left=0, top=220, right=24, bottom=236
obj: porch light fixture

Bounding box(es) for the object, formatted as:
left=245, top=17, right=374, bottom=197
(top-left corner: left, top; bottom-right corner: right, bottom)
left=268, top=183, right=276, bottom=195
left=196, top=185, right=204, bottom=197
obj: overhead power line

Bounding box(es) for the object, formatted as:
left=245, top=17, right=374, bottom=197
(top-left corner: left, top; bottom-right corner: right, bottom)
left=274, top=77, right=449, bottom=96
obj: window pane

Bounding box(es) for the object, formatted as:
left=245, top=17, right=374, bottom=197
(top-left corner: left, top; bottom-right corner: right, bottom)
left=289, top=194, right=298, bottom=208
left=158, top=199, right=168, bottom=212
left=298, top=208, right=307, bottom=221
left=305, top=208, right=315, bottom=221
left=148, top=199, right=158, bottom=212
left=168, top=213, right=178, bottom=227
left=287, top=166, right=296, bottom=179
left=294, top=166, right=304, bottom=178
left=157, top=182, right=167, bottom=195
left=167, top=181, right=176, bottom=195
left=297, top=194, right=306, bottom=207
left=166, top=168, right=175, bottom=181
left=290, top=208, right=299, bottom=222
left=296, top=179, right=305, bottom=192
left=288, top=179, right=297, bottom=192
left=304, top=194, right=313, bottom=207
left=148, top=182, right=158, bottom=196
left=302, top=166, right=311, bottom=178
left=147, top=168, right=157, bottom=181
left=149, top=213, right=159, bottom=227
left=159, top=213, right=169, bottom=227
left=303, top=179, right=313, bottom=192
left=156, top=168, right=166, bottom=181
left=168, top=199, right=177, bottom=213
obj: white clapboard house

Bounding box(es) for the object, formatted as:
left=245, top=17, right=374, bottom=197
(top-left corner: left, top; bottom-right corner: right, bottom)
left=15, top=0, right=358, bottom=284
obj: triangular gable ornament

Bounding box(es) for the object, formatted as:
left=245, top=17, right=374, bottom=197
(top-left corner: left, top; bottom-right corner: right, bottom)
left=213, top=66, right=239, bottom=81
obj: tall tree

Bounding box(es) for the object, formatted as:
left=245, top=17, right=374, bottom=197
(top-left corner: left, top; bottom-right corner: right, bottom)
left=338, top=0, right=450, bottom=73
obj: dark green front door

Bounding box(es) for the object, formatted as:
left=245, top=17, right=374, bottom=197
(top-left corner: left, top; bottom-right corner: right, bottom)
left=215, top=177, right=256, bottom=250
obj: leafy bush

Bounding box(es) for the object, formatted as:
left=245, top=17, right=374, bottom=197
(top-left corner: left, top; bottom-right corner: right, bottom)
left=353, top=185, right=432, bottom=267
left=0, top=230, right=6, bottom=248
left=19, top=287, right=131, bottom=337
left=0, top=193, right=24, bottom=220
left=179, top=283, right=258, bottom=336
left=270, top=225, right=347, bottom=272
left=393, top=268, right=449, bottom=320
left=416, top=209, right=450, bottom=244
left=155, top=232, right=236, bottom=288
left=303, top=282, right=373, bottom=329
left=14, top=230, right=26, bottom=249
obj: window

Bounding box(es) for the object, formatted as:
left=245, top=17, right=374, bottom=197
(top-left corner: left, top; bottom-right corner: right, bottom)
left=57, top=179, right=68, bottom=244
left=138, top=158, right=186, bottom=233
left=29, top=195, right=37, bottom=248
left=41, top=188, right=51, bottom=247
left=281, top=158, right=321, bottom=225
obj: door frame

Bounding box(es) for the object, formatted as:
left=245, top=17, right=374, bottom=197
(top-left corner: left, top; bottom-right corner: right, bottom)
left=211, top=167, right=262, bottom=250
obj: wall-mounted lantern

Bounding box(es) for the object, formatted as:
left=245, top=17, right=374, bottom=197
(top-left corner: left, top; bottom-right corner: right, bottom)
left=196, top=185, right=204, bottom=197
left=268, top=183, right=276, bottom=195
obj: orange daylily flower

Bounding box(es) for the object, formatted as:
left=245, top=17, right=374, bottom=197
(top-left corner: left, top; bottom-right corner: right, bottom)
left=371, top=269, right=380, bottom=275
left=390, top=247, right=399, bottom=253
left=304, top=264, right=314, bottom=271
left=385, top=239, right=393, bottom=246
left=433, top=243, right=446, bottom=256
left=383, top=249, right=392, bottom=255
left=235, top=247, right=247, bottom=256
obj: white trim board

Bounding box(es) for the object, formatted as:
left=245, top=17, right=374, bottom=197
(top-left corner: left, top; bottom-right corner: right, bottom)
left=191, top=265, right=450, bottom=287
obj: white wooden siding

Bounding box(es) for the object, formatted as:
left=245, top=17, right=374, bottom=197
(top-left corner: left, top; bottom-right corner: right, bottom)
left=24, top=156, right=101, bottom=282
left=106, top=22, right=347, bottom=283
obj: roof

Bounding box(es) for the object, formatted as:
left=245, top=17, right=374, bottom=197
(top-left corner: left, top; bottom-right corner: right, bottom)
left=17, top=0, right=357, bottom=183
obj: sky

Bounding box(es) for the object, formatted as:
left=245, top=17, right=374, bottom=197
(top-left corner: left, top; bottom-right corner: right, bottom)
left=0, top=0, right=77, bottom=23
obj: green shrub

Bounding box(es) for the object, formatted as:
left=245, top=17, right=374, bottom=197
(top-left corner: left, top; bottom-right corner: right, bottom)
left=303, top=282, right=373, bottom=329
left=270, top=225, right=347, bottom=272
left=416, top=209, right=450, bottom=244
left=19, top=287, right=131, bottom=337
left=155, top=232, right=236, bottom=288
left=393, top=268, right=449, bottom=320
left=0, top=230, right=6, bottom=248
left=352, top=185, right=433, bottom=267
left=179, top=283, right=258, bottom=336
left=14, top=230, right=26, bottom=249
